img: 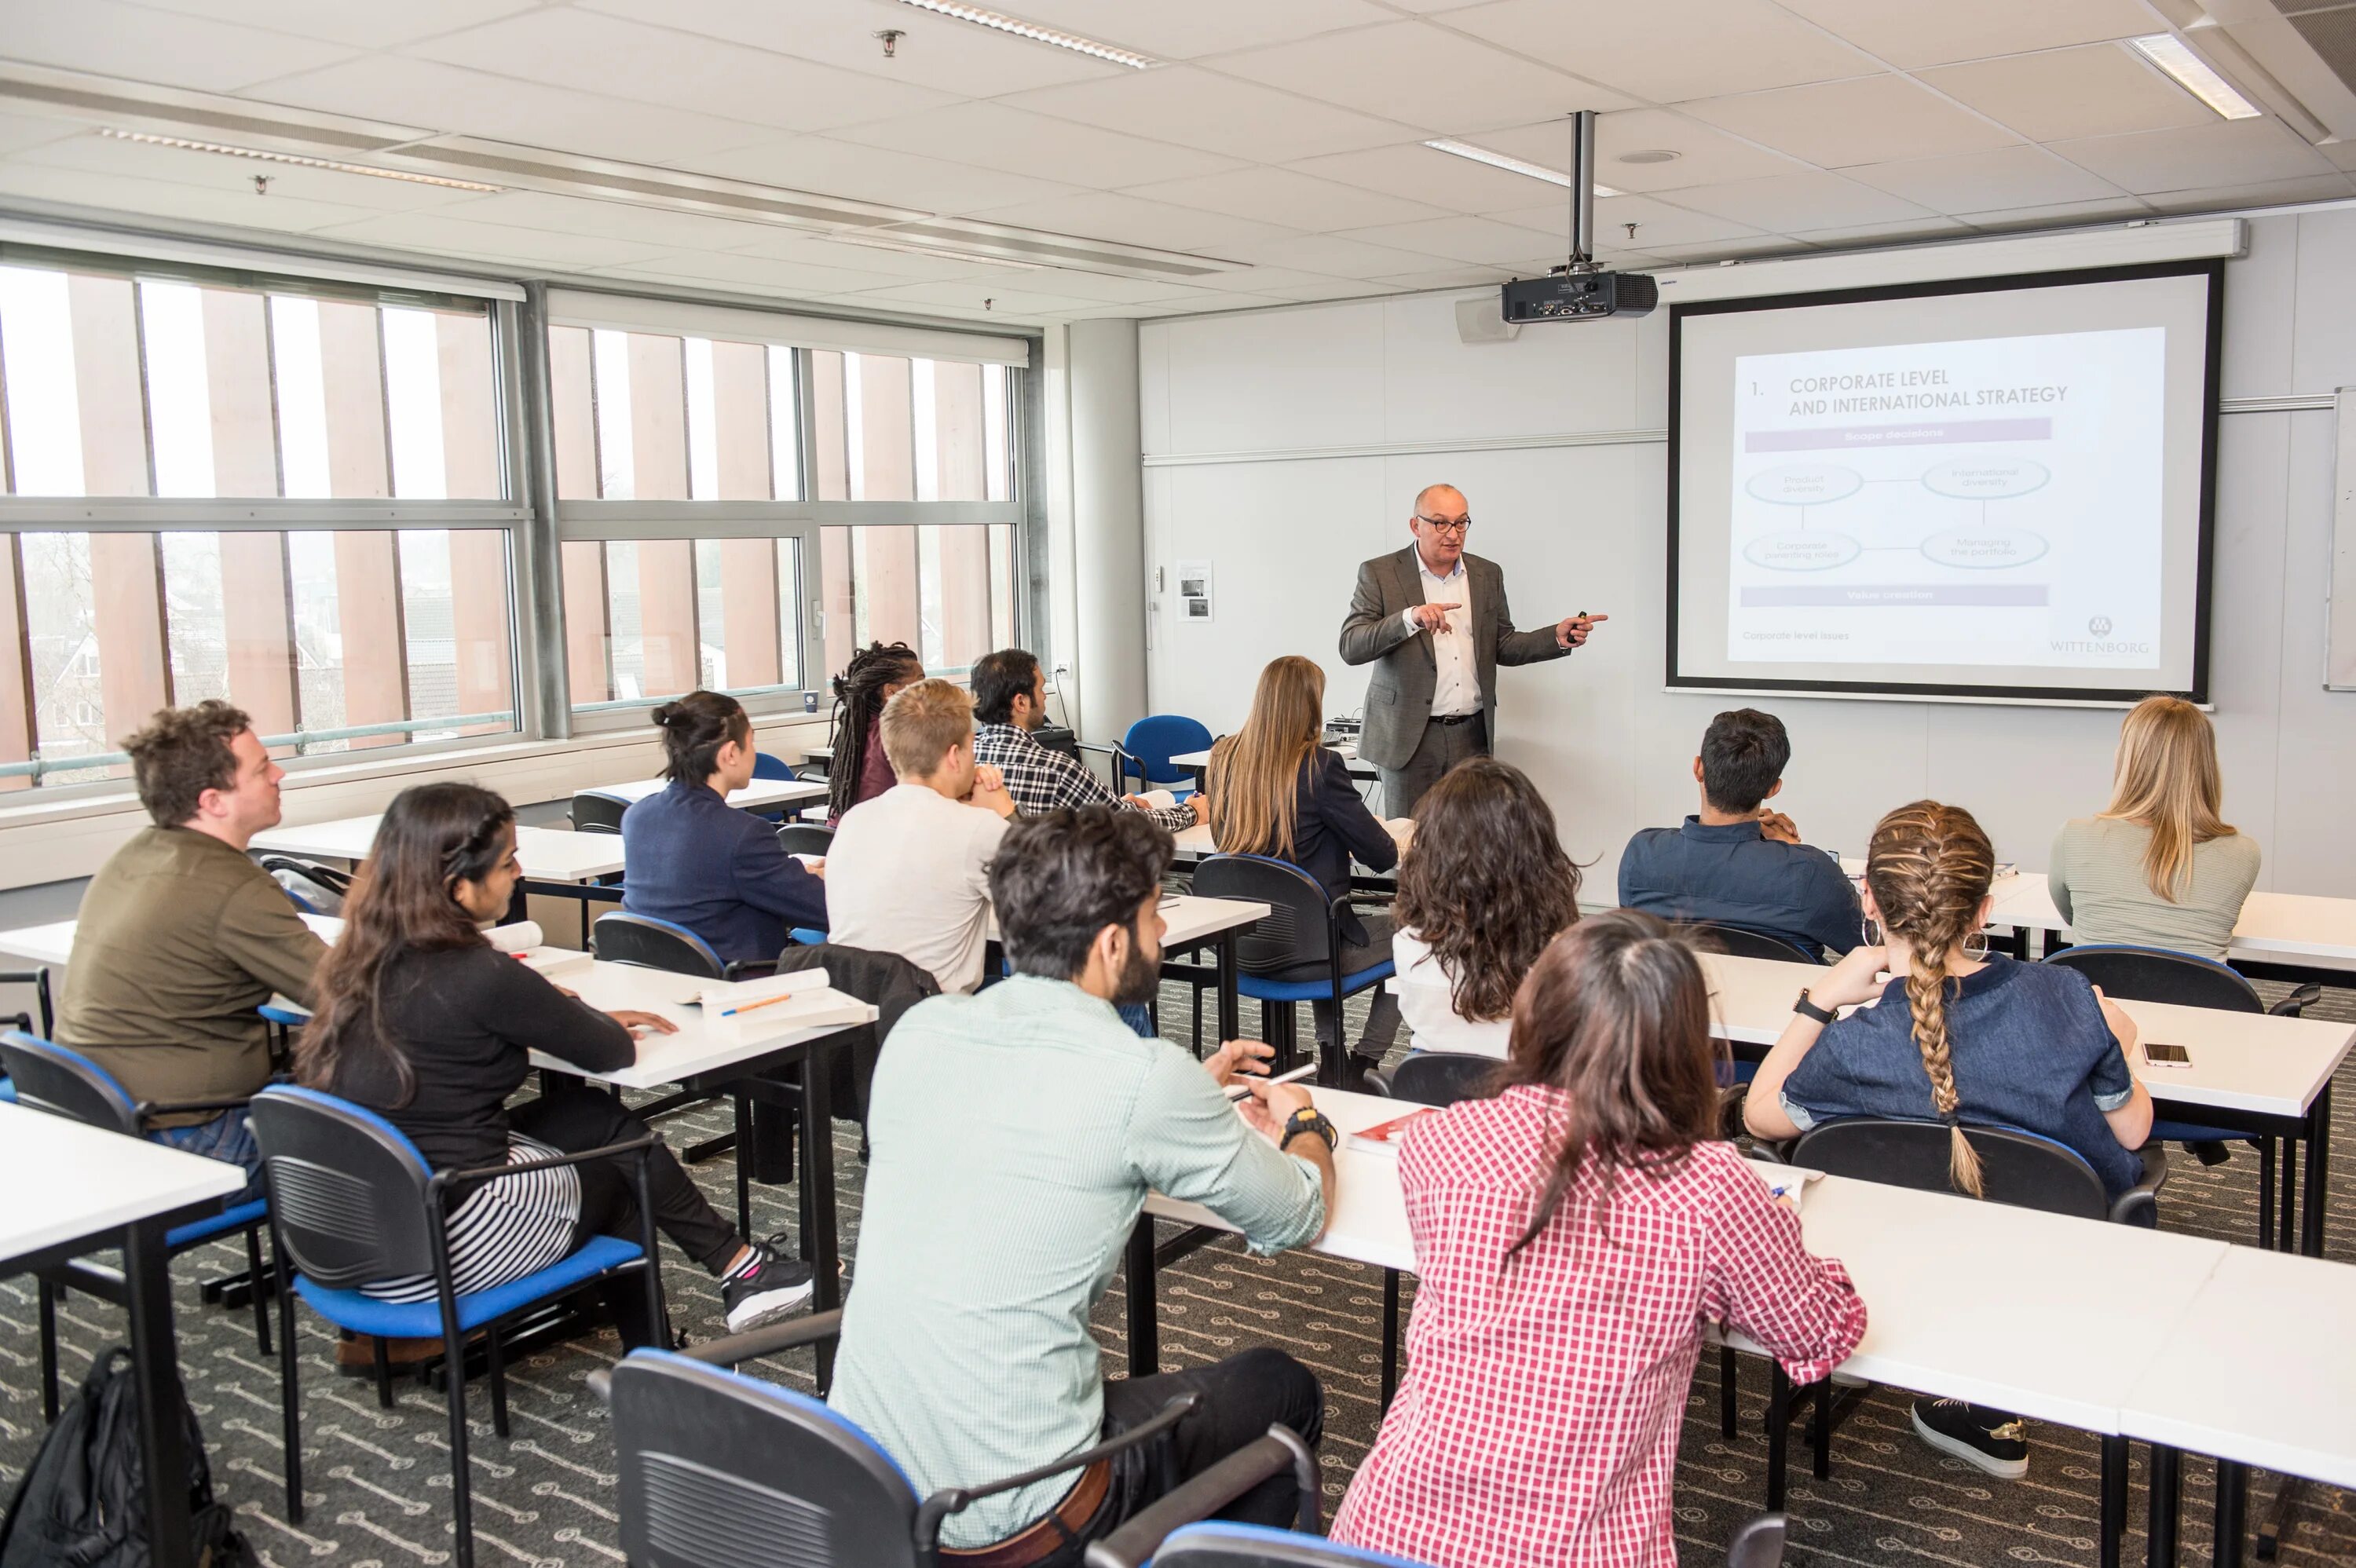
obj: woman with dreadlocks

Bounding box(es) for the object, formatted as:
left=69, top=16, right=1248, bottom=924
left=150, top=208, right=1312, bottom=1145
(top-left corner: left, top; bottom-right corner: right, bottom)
left=827, top=641, right=924, bottom=826
left=1747, top=799, right=2153, bottom=1480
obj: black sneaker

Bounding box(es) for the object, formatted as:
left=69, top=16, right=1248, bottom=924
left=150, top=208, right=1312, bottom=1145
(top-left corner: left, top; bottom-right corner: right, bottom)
left=722, top=1252, right=816, bottom=1333
left=1911, top=1397, right=2029, bottom=1479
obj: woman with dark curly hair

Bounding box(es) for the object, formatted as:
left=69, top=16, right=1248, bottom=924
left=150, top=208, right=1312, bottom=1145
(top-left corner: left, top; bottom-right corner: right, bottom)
left=827, top=641, right=925, bottom=825
left=1390, top=757, right=1582, bottom=1060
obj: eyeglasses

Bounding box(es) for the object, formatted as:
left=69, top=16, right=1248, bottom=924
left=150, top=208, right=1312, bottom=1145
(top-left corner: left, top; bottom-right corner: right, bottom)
left=1415, top=514, right=1471, bottom=535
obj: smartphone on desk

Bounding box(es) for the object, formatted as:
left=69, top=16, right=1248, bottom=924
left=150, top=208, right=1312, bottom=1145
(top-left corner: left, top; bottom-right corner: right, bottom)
left=2143, top=1041, right=2192, bottom=1067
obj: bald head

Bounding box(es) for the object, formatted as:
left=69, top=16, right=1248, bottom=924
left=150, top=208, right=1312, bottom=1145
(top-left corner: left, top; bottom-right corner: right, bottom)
left=1413, top=484, right=1465, bottom=518
left=1408, top=484, right=1469, bottom=573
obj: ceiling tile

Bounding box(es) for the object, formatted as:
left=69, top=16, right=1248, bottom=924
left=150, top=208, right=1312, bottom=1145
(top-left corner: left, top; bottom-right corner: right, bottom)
left=1206, top=21, right=1634, bottom=136
left=1681, top=75, right=2020, bottom=168
left=1789, top=215, right=1975, bottom=245
left=2048, top=117, right=2338, bottom=195
left=576, top=0, right=1122, bottom=97
left=1644, top=235, right=1811, bottom=260
left=401, top=8, right=955, bottom=133
left=0, top=160, right=382, bottom=232
left=2142, top=173, right=2356, bottom=213
left=1001, top=0, right=1396, bottom=60
left=1440, top=0, right=1876, bottom=104
left=3, top=0, right=354, bottom=93
left=1478, top=110, right=1810, bottom=192
left=845, top=278, right=1092, bottom=317
left=243, top=57, right=781, bottom=164
left=1774, top=0, right=2162, bottom=69
left=1286, top=141, right=1574, bottom=214
left=1121, top=166, right=1447, bottom=229
left=1663, top=169, right=1937, bottom=229
left=588, top=251, right=914, bottom=293
left=1847, top=144, right=2125, bottom=214
left=420, top=188, right=797, bottom=248
left=309, top=209, right=677, bottom=266
left=718, top=231, right=991, bottom=276
left=1214, top=232, right=1446, bottom=279
left=669, top=137, right=1082, bottom=215
left=1333, top=214, right=1567, bottom=264
left=831, top=102, right=1243, bottom=189
left=998, top=64, right=1415, bottom=164
left=1369, top=265, right=1516, bottom=289
left=942, top=266, right=1217, bottom=304
left=1249, top=276, right=1407, bottom=302
left=13, top=129, right=484, bottom=212
left=957, top=190, right=1301, bottom=254
left=133, top=0, right=541, bottom=51
left=2325, top=139, right=2356, bottom=174
left=0, top=111, right=85, bottom=159
left=1919, top=44, right=2216, bottom=143
left=1960, top=196, right=2154, bottom=231
left=1487, top=192, right=1767, bottom=247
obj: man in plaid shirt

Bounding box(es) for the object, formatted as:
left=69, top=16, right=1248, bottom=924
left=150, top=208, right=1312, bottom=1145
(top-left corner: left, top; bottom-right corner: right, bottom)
left=970, top=649, right=1205, bottom=834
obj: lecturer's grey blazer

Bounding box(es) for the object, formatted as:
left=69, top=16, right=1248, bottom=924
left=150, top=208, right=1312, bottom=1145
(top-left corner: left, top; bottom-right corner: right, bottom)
left=1337, top=546, right=1572, bottom=771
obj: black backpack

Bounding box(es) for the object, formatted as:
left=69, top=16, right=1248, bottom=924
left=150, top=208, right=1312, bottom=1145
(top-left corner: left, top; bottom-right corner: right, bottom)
left=0, top=1345, right=256, bottom=1568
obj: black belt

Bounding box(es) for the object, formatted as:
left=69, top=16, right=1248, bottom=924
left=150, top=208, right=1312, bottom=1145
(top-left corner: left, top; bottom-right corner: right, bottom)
left=1429, top=712, right=1482, bottom=726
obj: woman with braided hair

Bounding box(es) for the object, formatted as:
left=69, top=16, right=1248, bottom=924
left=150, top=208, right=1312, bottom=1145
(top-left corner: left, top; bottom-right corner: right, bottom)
left=826, top=641, right=924, bottom=825
left=1747, top=799, right=2153, bottom=1479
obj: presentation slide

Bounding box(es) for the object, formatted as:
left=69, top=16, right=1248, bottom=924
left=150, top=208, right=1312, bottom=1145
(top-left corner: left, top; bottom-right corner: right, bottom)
left=1670, top=263, right=2219, bottom=704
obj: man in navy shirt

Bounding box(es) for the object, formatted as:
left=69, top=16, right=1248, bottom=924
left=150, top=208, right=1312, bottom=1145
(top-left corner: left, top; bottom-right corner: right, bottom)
left=1617, top=709, right=1860, bottom=959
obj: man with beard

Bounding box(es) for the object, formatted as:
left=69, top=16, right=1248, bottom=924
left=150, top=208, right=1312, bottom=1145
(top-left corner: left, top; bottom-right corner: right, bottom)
left=829, top=807, right=1337, bottom=1566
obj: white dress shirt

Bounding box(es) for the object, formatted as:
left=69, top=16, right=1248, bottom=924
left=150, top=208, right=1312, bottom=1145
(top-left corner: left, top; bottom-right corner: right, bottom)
left=1391, top=926, right=1513, bottom=1059
left=1400, top=556, right=1479, bottom=717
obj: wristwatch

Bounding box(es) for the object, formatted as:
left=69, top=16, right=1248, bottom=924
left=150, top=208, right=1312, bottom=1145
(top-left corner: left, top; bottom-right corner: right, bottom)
left=1792, top=989, right=1837, bottom=1025
left=1280, top=1107, right=1338, bottom=1153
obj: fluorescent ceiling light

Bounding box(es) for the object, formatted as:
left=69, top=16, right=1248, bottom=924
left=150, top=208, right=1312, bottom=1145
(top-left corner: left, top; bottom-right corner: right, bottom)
left=895, top=1, right=1156, bottom=69
left=100, top=129, right=502, bottom=191
left=1422, top=138, right=1620, bottom=197
left=2129, top=34, right=2262, bottom=120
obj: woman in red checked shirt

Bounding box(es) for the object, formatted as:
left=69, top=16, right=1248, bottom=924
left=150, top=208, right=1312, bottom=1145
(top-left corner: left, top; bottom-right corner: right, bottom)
left=1329, top=910, right=1868, bottom=1568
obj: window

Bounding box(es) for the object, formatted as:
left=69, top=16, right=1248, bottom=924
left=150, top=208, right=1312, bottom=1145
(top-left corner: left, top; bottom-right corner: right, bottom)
left=0, top=256, right=518, bottom=790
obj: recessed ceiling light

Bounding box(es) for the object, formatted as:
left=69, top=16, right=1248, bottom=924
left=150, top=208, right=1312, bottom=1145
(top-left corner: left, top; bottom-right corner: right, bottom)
left=99, top=128, right=502, bottom=191
left=1617, top=149, right=1680, bottom=165
left=2129, top=33, right=2262, bottom=120
left=1422, top=138, right=1621, bottom=197
left=894, top=1, right=1157, bottom=69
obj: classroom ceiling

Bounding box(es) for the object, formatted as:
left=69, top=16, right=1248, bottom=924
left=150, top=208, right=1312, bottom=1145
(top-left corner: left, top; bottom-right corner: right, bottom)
left=2, top=0, right=2354, bottom=327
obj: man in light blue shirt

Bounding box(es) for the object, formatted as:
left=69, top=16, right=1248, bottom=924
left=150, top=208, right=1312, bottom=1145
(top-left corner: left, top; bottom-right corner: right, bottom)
left=831, top=807, right=1335, bottom=1563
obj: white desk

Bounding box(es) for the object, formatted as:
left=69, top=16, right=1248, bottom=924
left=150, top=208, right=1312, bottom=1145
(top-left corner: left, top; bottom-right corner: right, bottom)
left=1977, top=872, right=2356, bottom=977
left=0, top=1102, right=249, bottom=1568
left=1169, top=821, right=1407, bottom=876
left=577, top=776, right=827, bottom=813
left=1169, top=742, right=1375, bottom=784
left=533, top=958, right=876, bottom=1093
left=252, top=817, right=626, bottom=882
left=0, top=912, right=342, bottom=970
left=1144, top=1087, right=1414, bottom=1274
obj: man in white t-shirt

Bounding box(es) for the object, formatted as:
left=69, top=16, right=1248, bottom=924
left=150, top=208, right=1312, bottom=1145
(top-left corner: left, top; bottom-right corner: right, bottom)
left=825, top=678, right=1017, bottom=994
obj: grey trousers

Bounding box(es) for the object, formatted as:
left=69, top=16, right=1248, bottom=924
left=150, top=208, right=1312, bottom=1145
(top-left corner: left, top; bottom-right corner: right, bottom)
left=1377, top=712, right=1488, bottom=818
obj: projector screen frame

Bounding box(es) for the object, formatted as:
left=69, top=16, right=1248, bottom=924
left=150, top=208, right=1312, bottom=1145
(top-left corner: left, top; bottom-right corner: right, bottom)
left=1665, top=257, right=2224, bottom=707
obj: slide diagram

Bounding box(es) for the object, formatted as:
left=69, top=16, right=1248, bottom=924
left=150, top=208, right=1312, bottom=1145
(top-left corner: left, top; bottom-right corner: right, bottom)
left=1725, top=325, right=2167, bottom=670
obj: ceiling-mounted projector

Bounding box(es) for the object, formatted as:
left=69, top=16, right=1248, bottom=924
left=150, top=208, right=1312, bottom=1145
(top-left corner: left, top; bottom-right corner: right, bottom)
left=1501, top=109, right=1656, bottom=324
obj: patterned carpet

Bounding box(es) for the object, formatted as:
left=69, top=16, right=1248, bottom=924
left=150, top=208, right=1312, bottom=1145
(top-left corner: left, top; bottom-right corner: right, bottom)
left=3, top=978, right=2351, bottom=1568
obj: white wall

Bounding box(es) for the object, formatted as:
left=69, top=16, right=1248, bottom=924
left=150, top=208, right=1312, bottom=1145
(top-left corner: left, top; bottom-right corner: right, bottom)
left=1139, top=210, right=2356, bottom=896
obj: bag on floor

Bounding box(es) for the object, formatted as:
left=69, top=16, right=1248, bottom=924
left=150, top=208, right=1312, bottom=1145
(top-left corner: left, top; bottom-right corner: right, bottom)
left=0, top=1343, right=257, bottom=1568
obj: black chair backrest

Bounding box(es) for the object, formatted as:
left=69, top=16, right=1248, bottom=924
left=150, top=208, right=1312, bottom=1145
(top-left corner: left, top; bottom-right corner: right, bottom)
left=1791, top=1117, right=2109, bottom=1222
left=1676, top=922, right=1820, bottom=964
left=2043, top=945, right=2260, bottom=1013
left=611, top=1350, right=921, bottom=1568
left=572, top=791, right=630, bottom=835
left=0, top=1031, right=139, bottom=1135
left=1727, top=1513, right=1787, bottom=1568
left=1389, top=1051, right=1502, bottom=1108
left=1192, top=855, right=1334, bottom=975
left=777, top=823, right=836, bottom=856
left=248, top=1086, right=443, bottom=1288
left=594, top=912, right=727, bottom=980
left=1151, top=1525, right=1385, bottom=1566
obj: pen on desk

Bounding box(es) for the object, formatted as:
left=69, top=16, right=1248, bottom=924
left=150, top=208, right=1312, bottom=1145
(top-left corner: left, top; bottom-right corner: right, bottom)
left=719, top=991, right=799, bottom=1018
left=1227, top=1062, right=1316, bottom=1102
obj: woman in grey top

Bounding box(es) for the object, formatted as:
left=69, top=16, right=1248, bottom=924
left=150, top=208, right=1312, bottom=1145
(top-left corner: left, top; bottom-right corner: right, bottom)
left=2050, top=696, right=2260, bottom=962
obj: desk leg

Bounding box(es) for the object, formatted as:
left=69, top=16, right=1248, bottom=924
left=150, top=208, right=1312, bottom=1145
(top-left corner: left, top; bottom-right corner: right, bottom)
left=800, top=1044, right=840, bottom=1393
left=2300, top=1084, right=2331, bottom=1259
left=1124, top=1215, right=1159, bottom=1378
left=1216, top=928, right=1241, bottom=1043
left=2100, top=1435, right=2127, bottom=1568
left=2213, top=1460, right=2247, bottom=1568
left=1765, top=1364, right=1790, bottom=1512
left=2280, top=1139, right=2300, bottom=1255
left=2146, top=1444, right=2181, bottom=1568
left=1378, top=1268, right=1399, bottom=1410
left=125, top=1219, right=196, bottom=1568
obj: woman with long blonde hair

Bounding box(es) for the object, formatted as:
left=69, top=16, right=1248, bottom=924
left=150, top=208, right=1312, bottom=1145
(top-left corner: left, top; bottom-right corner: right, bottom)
left=1747, top=799, right=2152, bottom=1481
left=2050, top=695, right=2260, bottom=960
left=1208, top=656, right=1403, bottom=1082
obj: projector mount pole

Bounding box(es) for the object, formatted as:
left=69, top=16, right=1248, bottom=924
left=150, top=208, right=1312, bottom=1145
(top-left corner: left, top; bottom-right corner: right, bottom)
left=1566, top=109, right=1597, bottom=274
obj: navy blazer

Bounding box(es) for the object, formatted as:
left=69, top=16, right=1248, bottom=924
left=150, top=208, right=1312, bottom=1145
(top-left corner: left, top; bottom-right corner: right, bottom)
left=1220, top=747, right=1398, bottom=948
left=621, top=780, right=829, bottom=967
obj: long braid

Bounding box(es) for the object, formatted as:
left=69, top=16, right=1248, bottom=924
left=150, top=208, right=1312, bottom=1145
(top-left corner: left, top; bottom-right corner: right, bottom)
left=826, top=641, right=921, bottom=820
left=1865, top=801, right=1996, bottom=1198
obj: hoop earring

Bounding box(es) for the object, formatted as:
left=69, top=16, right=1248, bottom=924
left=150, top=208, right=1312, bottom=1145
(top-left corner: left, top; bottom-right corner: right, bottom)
left=1963, top=929, right=1991, bottom=959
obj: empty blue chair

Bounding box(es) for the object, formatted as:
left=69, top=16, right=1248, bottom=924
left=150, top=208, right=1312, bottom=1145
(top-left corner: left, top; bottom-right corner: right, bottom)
left=1191, top=854, right=1392, bottom=1087
left=1121, top=715, right=1215, bottom=799
left=249, top=1084, right=666, bottom=1568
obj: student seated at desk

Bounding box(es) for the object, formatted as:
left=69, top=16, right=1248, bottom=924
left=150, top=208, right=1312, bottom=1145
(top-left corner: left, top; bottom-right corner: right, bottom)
left=1389, top=756, right=1582, bottom=1062
left=60, top=700, right=329, bottom=1194
left=621, top=689, right=827, bottom=967
left=1746, top=800, right=2154, bottom=1481
left=298, top=783, right=814, bottom=1341
left=1331, top=911, right=1865, bottom=1568
left=1618, top=708, right=1860, bottom=959
left=1208, top=655, right=1403, bottom=1082
left=2051, top=695, right=2260, bottom=962
left=825, top=640, right=925, bottom=826
left=825, top=678, right=1015, bottom=995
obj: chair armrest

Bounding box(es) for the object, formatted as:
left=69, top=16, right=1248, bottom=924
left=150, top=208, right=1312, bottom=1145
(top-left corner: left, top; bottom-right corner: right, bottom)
left=134, top=1094, right=255, bottom=1125
left=2110, top=1144, right=2168, bottom=1228
left=2270, top=983, right=2324, bottom=1018
left=723, top=959, right=781, bottom=982
left=1081, top=1427, right=1319, bottom=1568
left=586, top=1309, right=850, bottom=1405
left=429, top=1131, right=662, bottom=1195
left=915, top=1395, right=1201, bottom=1552
left=1073, top=740, right=1136, bottom=794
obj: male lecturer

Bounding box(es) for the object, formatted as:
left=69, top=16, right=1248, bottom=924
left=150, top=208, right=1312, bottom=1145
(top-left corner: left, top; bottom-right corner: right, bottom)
left=1338, top=484, right=1605, bottom=817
